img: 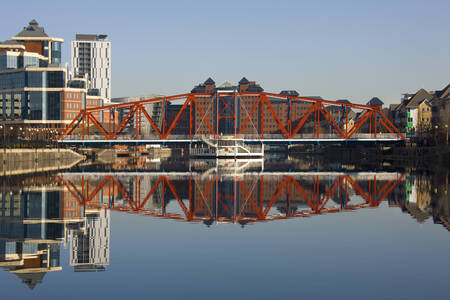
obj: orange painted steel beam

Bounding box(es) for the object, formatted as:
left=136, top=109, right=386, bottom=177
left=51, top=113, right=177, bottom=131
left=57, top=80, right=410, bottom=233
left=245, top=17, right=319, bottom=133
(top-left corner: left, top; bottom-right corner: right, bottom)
left=261, top=95, right=264, bottom=139
left=318, top=176, right=345, bottom=211
left=237, top=178, right=264, bottom=220
left=111, top=176, right=138, bottom=210
left=163, top=176, right=189, bottom=218
left=344, top=175, right=373, bottom=205
left=261, top=92, right=379, bottom=110
left=191, top=96, right=217, bottom=137
left=111, top=105, right=138, bottom=139
left=319, top=104, right=345, bottom=137
left=377, top=109, right=405, bottom=139
left=262, top=95, right=290, bottom=138
left=70, top=173, right=404, bottom=223
left=59, top=91, right=404, bottom=141
left=57, top=175, right=82, bottom=202
left=345, top=110, right=371, bottom=139
left=190, top=176, right=217, bottom=219
left=139, top=104, right=163, bottom=139
left=377, top=174, right=405, bottom=204
left=137, top=176, right=164, bottom=210
left=263, top=177, right=288, bottom=216
left=87, top=112, right=110, bottom=139
left=290, top=103, right=317, bottom=138
left=189, top=99, right=193, bottom=139
left=57, top=111, right=82, bottom=140
left=235, top=95, right=262, bottom=138
left=288, top=176, right=315, bottom=210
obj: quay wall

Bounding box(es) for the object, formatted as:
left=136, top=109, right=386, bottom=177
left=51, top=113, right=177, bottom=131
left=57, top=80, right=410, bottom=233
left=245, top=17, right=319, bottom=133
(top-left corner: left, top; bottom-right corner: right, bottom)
left=0, top=148, right=84, bottom=176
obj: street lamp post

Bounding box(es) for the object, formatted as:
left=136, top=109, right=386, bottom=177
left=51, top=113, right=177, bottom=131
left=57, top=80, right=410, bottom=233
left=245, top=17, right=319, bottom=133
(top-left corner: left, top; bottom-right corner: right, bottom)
left=434, top=125, right=438, bottom=146
left=445, top=124, right=448, bottom=145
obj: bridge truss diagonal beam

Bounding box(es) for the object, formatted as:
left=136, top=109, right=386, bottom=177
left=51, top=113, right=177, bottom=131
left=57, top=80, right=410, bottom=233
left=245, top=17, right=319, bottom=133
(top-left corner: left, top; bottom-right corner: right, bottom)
left=57, top=92, right=405, bottom=142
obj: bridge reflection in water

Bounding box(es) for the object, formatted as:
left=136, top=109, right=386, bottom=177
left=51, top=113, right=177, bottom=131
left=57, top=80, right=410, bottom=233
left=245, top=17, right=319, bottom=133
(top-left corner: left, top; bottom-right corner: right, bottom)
left=3, top=170, right=449, bottom=291
left=57, top=172, right=405, bottom=225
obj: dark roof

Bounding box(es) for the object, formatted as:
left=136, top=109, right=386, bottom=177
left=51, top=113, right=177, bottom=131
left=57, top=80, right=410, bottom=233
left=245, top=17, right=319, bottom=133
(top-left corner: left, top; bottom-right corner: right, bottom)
left=76, top=34, right=108, bottom=41
left=0, top=40, right=24, bottom=46
left=435, top=84, right=450, bottom=99
left=191, top=85, right=206, bottom=93
left=405, top=89, right=433, bottom=108
left=336, top=99, right=351, bottom=104
left=280, top=90, right=299, bottom=97
left=239, top=77, right=249, bottom=85
left=204, top=77, right=215, bottom=85
left=303, top=96, right=323, bottom=100
left=366, top=97, right=384, bottom=107
left=247, top=85, right=263, bottom=92
left=389, top=104, right=399, bottom=110
left=14, top=20, right=48, bottom=38
left=14, top=272, right=46, bottom=290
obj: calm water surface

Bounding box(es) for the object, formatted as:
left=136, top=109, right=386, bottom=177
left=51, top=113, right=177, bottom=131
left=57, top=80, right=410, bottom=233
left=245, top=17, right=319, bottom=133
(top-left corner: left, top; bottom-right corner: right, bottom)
left=0, top=158, right=449, bottom=299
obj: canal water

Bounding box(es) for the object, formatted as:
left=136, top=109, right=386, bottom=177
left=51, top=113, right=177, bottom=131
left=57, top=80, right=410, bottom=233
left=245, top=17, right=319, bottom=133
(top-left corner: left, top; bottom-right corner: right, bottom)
left=0, top=157, right=448, bottom=299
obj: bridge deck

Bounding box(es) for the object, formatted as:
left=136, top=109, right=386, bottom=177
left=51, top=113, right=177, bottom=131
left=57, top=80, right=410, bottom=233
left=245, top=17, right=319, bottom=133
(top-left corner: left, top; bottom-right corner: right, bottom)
left=58, top=138, right=403, bottom=145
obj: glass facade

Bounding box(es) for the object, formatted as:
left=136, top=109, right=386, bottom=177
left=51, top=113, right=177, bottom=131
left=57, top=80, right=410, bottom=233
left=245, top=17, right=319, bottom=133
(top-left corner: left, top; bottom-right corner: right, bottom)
left=28, top=71, right=43, bottom=87
left=47, top=91, right=61, bottom=120
left=20, top=55, right=40, bottom=68
left=51, top=41, right=62, bottom=65
left=43, top=41, right=49, bottom=58
left=29, top=91, right=43, bottom=120
left=0, top=70, right=66, bottom=90
left=0, top=53, right=46, bottom=71
left=0, top=72, right=25, bottom=89
left=0, top=70, right=64, bottom=120
left=0, top=54, right=18, bottom=70
left=47, top=71, right=64, bottom=88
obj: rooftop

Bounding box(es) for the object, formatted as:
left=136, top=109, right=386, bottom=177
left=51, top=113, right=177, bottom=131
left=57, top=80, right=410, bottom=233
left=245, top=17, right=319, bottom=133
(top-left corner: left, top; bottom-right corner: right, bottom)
left=366, top=97, right=384, bottom=107
left=239, top=77, right=249, bottom=85
left=204, top=77, right=215, bottom=85
left=280, top=90, right=299, bottom=97
left=14, top=20, right=48, bottom=38
left=75, top=34, right=108, bottom=41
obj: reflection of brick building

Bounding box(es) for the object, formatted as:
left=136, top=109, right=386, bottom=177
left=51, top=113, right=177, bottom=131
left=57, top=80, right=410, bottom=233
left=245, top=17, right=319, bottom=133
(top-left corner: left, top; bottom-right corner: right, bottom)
left=189, top=176, right=343, bottom=221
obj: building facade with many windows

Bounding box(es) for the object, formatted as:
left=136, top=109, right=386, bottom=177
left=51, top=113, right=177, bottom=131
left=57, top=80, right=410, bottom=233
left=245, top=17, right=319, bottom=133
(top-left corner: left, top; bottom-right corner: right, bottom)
left=71, top=34, right=111, bottom=101
left=0, top=20, right=65, bottom=122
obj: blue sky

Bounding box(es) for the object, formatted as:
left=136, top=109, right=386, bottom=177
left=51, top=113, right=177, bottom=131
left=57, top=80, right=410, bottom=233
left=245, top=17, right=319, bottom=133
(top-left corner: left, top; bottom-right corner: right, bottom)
left=1, top=0, right=449, bottom=104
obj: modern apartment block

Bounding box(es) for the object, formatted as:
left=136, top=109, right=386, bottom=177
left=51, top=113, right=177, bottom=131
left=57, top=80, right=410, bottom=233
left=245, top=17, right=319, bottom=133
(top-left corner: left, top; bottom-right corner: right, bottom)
left=69, top=209, right=110, bottom=272
left=0, top=20, right=65, bottom=121
left=71, top=34, right=111, bottom=101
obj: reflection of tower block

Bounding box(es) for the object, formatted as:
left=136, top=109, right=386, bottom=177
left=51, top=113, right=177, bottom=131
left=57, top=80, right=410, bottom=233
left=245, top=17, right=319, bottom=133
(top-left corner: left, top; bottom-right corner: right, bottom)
left=69, top=209, right=110, bottom=272
left=139, top=177, right=163, bottom=210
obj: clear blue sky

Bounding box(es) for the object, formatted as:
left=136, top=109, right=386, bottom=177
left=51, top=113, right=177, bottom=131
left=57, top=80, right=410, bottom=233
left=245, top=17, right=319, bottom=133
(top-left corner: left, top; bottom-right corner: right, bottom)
left=1, top=0, right=449, bottom=104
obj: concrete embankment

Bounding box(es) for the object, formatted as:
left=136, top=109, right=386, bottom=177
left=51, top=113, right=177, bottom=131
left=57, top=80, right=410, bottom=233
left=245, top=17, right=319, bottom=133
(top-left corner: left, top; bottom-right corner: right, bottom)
left=0, top=148, right=85, bottom=176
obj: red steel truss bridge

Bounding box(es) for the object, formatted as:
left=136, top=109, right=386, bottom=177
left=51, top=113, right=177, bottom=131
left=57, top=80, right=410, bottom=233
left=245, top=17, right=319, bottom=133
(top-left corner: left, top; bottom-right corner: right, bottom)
left=57, top=92, right=405, bottom=145
left=57, top=172, right=405, bottom=225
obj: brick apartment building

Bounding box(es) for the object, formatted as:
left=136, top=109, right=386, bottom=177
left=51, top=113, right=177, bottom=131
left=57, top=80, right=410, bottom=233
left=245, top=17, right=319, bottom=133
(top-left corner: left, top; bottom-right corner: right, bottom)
left=163, top=77, right=314, bottom=137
